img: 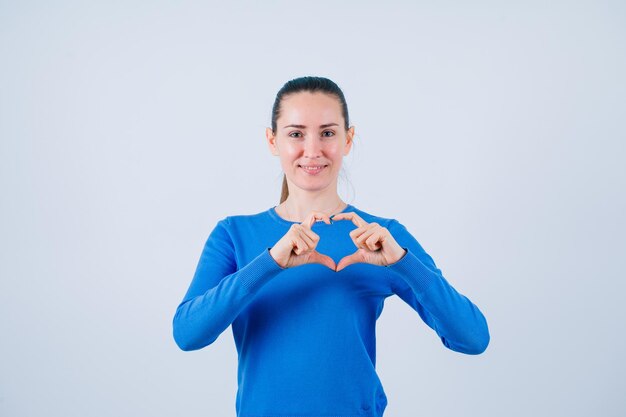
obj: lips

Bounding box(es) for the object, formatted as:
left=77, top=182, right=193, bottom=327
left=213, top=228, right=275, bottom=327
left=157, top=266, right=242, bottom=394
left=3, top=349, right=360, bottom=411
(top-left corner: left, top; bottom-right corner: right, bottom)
left=299, top=164, right=328, bottom=174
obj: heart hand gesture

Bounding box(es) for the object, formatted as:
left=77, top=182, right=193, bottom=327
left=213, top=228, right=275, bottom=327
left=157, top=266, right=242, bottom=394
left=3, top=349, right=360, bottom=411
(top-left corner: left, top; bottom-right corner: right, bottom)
left=332, top=212, right=407, bottom=272
left=269, top=211, right=336, bottom=271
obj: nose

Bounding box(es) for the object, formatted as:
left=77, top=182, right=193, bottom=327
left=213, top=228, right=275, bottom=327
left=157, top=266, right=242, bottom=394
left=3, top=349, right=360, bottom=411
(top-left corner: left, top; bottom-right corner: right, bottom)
left=303, top=136, right=323, bottom=158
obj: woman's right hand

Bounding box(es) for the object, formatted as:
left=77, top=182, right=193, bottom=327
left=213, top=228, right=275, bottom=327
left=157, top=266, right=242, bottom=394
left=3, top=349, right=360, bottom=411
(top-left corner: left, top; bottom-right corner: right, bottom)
left=269, top=211, right=336, bottom=271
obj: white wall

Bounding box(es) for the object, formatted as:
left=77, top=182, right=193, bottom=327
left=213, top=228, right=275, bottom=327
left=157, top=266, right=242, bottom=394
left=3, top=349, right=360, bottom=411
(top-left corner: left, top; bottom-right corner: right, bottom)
left=1, top=1, right=624, bottom=416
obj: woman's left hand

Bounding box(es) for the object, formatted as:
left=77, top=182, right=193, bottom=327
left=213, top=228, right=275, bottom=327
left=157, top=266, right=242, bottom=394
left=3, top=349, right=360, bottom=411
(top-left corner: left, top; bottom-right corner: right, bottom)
left=331, top=212, right=407, bottom=272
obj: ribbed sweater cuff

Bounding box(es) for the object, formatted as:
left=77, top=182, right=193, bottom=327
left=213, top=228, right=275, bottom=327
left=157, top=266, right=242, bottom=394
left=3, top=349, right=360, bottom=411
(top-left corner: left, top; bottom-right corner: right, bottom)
left=238, top=247, right=286, bottom=293
left=385, top=247, right=438, bottom=294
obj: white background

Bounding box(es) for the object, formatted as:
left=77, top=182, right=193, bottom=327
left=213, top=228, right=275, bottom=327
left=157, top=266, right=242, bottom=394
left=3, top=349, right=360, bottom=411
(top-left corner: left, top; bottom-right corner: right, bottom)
left=1, top=1, right=624, bottom=416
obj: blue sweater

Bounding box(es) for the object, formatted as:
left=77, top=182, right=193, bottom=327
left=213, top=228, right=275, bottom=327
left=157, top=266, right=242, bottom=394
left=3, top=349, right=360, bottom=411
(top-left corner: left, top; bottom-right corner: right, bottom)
left=173, top=204, right=489, bottom=417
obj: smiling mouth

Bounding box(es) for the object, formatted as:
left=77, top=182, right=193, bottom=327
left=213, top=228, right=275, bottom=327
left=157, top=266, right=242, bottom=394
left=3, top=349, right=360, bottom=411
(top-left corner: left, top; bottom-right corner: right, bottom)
left=299, top=165, right=328, bottom=174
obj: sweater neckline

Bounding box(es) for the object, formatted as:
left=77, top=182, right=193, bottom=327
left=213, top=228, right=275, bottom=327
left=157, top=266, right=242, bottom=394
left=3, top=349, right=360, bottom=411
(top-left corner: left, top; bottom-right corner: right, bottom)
left=268, top=203, right=354, bottom=226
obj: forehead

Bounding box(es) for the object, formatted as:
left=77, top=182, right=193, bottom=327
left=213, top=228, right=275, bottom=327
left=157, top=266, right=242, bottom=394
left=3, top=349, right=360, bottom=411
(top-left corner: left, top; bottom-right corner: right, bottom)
left=278, top=92, right=343, bottom=125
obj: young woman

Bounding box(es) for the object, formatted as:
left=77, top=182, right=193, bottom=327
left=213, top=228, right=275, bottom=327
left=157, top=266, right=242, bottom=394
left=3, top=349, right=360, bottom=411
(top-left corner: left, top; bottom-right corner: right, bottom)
left=172, top=76, right=490, bottom=417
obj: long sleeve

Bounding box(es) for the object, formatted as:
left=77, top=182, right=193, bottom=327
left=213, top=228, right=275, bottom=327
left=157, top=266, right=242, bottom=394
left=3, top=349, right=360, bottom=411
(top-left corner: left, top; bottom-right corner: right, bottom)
left=385, top=219, right=490, bottom=354
left=172, top=218, right=286, bottom=351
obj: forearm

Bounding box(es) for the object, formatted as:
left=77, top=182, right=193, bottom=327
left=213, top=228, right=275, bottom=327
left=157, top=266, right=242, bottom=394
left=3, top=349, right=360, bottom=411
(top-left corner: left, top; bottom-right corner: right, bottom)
left=173, top=248, right=284, bottom=351
left=387, top=248, right=490, bottom=354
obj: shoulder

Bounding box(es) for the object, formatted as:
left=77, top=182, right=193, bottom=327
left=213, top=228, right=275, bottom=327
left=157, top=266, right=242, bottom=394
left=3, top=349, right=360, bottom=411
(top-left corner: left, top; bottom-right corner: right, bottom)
left=346, top=205, right=398, bottom=228
left=214, top=207, right=274, bottom=234
left=348, top=205, right=421, bottom=245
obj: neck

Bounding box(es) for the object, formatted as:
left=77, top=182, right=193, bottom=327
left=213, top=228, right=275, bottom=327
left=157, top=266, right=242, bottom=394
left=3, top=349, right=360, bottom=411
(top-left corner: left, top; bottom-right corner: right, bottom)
left=277, top=177, right=348, bottom=222
left=280, top=196, right=346, bottom=223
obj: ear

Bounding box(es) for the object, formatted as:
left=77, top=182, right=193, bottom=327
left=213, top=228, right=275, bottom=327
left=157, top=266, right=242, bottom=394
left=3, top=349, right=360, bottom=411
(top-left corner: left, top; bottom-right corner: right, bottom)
left=266, top=127, right=279, bottom=156
left=343, top=126, right=355, bottom=156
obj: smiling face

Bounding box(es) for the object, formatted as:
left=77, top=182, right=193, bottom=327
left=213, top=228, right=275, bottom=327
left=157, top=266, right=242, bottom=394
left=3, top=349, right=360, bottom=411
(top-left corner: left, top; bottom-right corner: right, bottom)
left=266, top=91, right=354, bottom=194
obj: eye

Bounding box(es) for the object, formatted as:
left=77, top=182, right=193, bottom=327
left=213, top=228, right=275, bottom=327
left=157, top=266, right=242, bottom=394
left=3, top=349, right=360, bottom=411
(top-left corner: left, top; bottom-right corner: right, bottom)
left=322, top=130, right=335, bottom=137
left=288, top=131, right=303, bottom=138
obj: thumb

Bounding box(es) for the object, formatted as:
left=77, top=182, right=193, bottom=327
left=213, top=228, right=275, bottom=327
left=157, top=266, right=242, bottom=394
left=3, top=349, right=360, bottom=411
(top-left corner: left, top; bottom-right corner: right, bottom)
left=309, top=251, right=337, bottom=271
left=336, top=252, right=362, bottom=273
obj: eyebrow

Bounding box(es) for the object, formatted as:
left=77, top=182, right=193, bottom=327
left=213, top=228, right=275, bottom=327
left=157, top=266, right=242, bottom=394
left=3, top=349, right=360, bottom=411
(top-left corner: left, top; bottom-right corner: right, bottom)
left=282, top=123, right=339, bottom=129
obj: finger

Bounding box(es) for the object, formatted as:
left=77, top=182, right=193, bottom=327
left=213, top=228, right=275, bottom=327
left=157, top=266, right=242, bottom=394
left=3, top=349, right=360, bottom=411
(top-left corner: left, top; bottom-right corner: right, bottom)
left=336, top=252, right=362, bottom=272
left=295, top=224, right=317, bottom=248
left=355, top=225, right=383, bottom=251
left=330, top=212, right=367, bottom=228
left=309, top=251, right=337, bottom=271
left=302, top=211, right=332, bottom=230
left=349, top=223, right=371, bottom=245
left=364, top=231, right=383, bottom=251
left=300, top=226, right=322, bottom=249
left=350, top=227, right=369, bottom=250
left=350, top=223, right=378, bottom=249
left=291, top=235, right=308, bottom=256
